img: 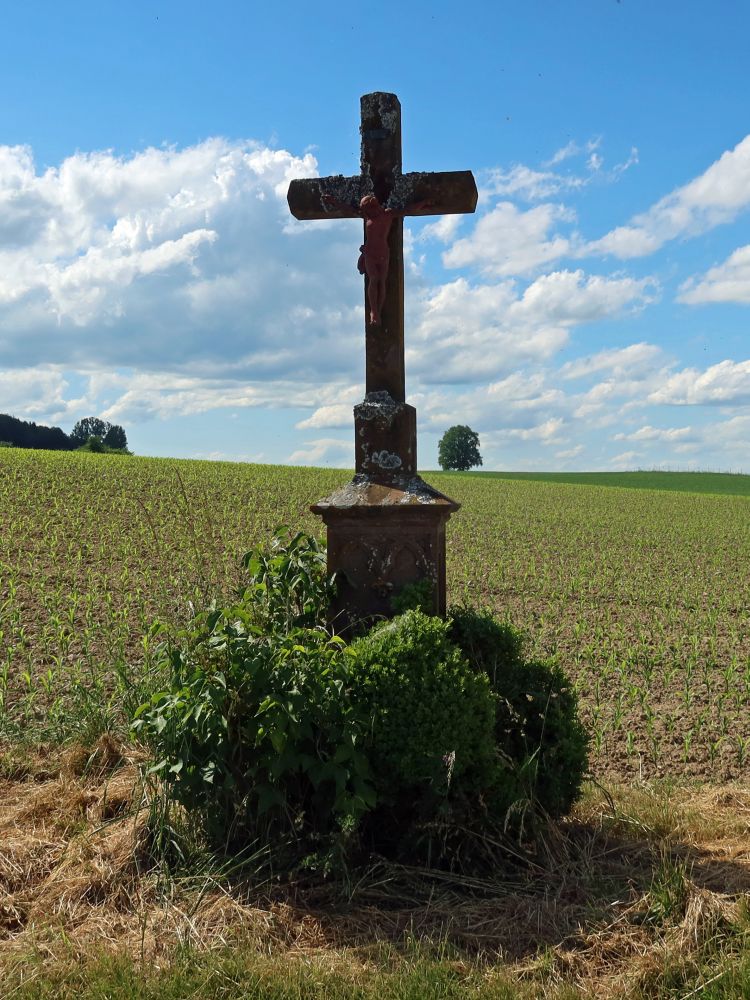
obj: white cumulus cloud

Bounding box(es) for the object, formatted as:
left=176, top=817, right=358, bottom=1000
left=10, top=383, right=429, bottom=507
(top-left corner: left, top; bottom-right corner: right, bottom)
left=585, top=133, right=750, bottom=259
left=648, top=360, right=750, bottom=405
left=0, top=366, right=80, bottom=421
left=408, top=270, right=655, bottom=385
left=613, top=424, right=695, bottom=443
left=507, top=270, right=657, bottom=325
left=442, top=201, right=574, bottom=276
left=287, top=437, right=351, bottom=466
left=561, top=342, right=665, bottom=380
left=679, top=244, right=750, bottom=305
left=296, top=402, right=355, bottom=429
left=481, top=164, right=587, bottom=201
left=610, top=450, right=640, bottom=468
left=0, top=138, right=364, bottom=383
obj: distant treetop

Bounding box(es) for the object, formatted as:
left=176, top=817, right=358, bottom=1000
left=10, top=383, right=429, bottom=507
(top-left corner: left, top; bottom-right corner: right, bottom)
left=438, top=425, right=483, bottom=472
left=71, top=417, right=129, bottom=453
left=0, top=413, right=73, bottom=452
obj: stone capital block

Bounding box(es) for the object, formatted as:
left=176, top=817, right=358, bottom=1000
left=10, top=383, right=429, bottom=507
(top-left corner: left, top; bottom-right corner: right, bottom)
left=354, top=391, right=416, bottom=479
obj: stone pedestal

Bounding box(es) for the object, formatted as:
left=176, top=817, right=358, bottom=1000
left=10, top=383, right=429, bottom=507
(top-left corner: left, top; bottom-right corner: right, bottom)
left=312, top=474, right=458, bottom=632
left=312, top=390, right=459, bottom=632
left=354, top=391, right=416, bottom=477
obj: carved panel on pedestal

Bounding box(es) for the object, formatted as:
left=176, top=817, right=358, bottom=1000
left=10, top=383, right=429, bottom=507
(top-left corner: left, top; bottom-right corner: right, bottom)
left=331, top=531, right=437, bottom=628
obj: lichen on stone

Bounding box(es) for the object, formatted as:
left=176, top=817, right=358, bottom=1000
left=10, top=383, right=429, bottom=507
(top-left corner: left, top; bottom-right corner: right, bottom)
left=371, top=451, right=402, bottom=470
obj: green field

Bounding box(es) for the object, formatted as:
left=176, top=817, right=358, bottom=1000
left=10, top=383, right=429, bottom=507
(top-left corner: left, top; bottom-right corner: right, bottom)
left=2, top=448, right=750, bottom=998
left=454, top=469, right=750, bottom=497
left=1, top=448, right=749, bottom=777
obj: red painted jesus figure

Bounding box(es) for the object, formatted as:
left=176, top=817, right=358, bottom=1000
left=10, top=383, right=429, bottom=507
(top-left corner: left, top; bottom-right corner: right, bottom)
left=323, top=192, right=430, bottom=325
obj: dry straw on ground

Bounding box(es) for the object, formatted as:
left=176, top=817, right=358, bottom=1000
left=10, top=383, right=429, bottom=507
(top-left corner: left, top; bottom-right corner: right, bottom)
left=1, top=739, right=748, bottom=997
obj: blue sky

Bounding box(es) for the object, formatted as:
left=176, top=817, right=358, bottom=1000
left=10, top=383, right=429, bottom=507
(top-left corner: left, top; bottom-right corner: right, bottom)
left=1, top=0, right=749, bottom=471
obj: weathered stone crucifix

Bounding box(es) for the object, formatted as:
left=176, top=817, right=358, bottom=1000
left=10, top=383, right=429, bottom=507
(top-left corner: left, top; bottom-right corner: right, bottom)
left=288, top=92, right=477, bottom=404
left=287, top=92, right=477, bottom=630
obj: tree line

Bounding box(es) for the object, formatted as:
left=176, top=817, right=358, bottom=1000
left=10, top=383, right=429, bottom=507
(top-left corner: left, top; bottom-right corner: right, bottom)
left=0, top=414, right=129, bottom=453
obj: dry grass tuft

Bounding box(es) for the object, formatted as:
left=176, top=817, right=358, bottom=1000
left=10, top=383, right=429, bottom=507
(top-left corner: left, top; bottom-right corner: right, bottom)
left=551, top=882, right=743, bottom=998
left=60, top=733, right=125, bottom=780
left=0, top=760, right=748, bottom=997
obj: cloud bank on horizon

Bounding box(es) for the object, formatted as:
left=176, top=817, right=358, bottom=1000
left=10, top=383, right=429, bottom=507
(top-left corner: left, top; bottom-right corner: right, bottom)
left=1, top=128, right=749, bottom=473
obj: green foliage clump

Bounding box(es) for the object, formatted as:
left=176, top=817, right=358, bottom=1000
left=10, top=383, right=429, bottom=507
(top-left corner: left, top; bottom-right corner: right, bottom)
left=448, top=605, right=589, bottom=821
left=437, top=424, right=483, bottom=471
left=133, top=529, right=373, bottom=857
left=82, top=435, right=106, bottom=453
left=77, top=435, right=130, bottom=455
left=71, top=415, right=130, bottom=453
left=103, top=423, right=128, bottom=450
left=390, top=577, right=436, bottom=615
left=133, top=530, right=587, bottom=870
left=350, top=611, right=497, bottom=800
left=239, top=527, right=334, bottom=631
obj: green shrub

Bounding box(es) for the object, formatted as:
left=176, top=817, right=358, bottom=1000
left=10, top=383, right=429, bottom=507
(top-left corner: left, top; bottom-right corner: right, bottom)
left=239, top=527, right=333, bottom=631
left=133, top=533, right=587, bottom=872
left=448, top=605, right=589, bottom=822
left=348, top=610, right=498, bottom=852
left=448, top=604, right=525, bottom=683
left=82, top=435, right=105, bottom=452
left=133, top=530, right=373, bottom=860
left=75, top=435, right=131, bottom=455
left=390, top=578, right=435, bottom=615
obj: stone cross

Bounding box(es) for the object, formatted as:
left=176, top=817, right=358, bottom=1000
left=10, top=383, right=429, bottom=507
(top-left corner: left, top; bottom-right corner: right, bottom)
left=287, top=93, right=477, bottom=630
left=287, top=92, right=477, bottom=403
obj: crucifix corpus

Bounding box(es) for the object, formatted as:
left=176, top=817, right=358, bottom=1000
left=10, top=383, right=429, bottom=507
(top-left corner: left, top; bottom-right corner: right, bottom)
left=288, top=92, right=477, bottom=629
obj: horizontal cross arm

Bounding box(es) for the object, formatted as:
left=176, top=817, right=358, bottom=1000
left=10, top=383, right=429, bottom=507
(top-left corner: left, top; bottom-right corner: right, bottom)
left=287, top=174, right=367, bottom=220
left=389, top=170, right=478, bottom=216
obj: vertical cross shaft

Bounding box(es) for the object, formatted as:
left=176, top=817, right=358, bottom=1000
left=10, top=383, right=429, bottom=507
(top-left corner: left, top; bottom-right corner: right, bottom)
left=360, top=93, right=405, bottom=402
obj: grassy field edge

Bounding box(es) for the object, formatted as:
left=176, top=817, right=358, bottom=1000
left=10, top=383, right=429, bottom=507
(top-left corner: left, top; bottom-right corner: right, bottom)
left=450, top=470, right=750, bottom=497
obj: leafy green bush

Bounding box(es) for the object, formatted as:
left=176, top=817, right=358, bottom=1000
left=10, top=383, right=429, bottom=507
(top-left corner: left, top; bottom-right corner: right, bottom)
left=448, top=605, right=589, bottom=822
left=133, top=532, right=587, bottom=871
left=239, top=527, right=334, bottom=631
left=448, top=604, right=525, bottom=684
left=76, top=435, right=131, bottom=455
left=82, top=435, right=105, bottom=453
left=390, top=578, right=435, bottom=615
left=347, top=611, right=498, bottom=853
left=133, top=530, right=373, bottom=858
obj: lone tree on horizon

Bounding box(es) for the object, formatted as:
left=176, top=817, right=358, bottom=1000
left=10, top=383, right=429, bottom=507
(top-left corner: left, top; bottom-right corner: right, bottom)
left=438, top=425, right=483, bottom=472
